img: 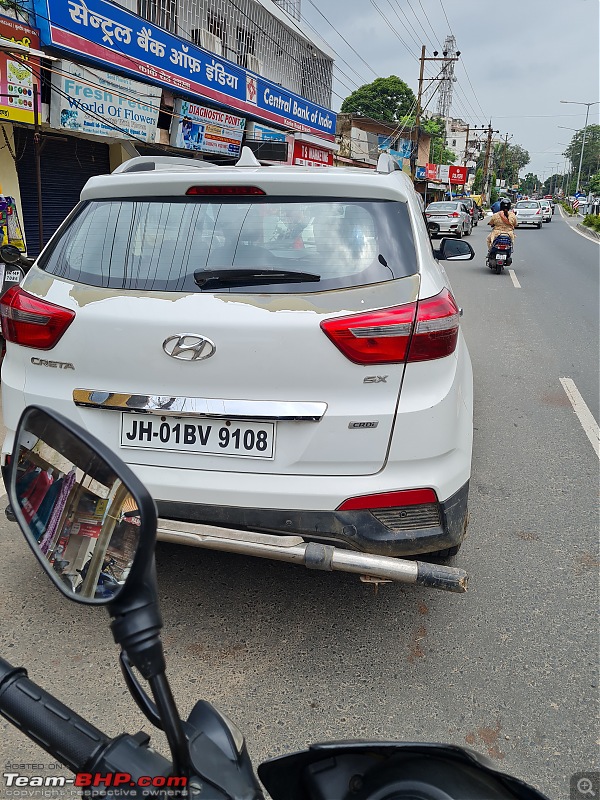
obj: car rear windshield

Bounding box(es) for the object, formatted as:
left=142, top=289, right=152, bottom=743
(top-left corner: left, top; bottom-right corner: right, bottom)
left=39, top=197, right=417, bottom=293
left=516, top=201, right=538, bottom=208
left=426, top=203, right=459, bottom=212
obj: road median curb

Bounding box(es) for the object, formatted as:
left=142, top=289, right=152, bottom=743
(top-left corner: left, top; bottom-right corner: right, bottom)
left=576, top=223, right=600, bottom=241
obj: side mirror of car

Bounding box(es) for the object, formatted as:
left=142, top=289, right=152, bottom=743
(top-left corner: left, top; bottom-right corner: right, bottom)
left=436, top=238, right=475, bottom=261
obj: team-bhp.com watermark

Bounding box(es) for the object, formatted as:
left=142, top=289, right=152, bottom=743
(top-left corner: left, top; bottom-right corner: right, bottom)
left=3, top=768, right=187, bottom=797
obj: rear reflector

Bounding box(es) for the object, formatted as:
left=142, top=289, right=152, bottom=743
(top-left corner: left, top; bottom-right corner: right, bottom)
left=186, top=186, right=266, bottom=196
left=321, top=288, right=459, bottom=364
left=337, top=488, right=438, bottom=511
left=0, top=287, right=75, bottom=350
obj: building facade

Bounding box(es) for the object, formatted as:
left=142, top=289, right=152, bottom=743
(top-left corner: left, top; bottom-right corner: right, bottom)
left=336, top=114, right=431, bottom=172
left=0, top=0, right=337, bottom=254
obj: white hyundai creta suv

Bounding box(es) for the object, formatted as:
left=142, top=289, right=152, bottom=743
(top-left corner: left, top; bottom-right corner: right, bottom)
left=1, top=150, right=474, bottom=579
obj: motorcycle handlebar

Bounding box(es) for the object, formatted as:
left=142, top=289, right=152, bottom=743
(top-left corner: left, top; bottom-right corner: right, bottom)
left=0, top=656, right=110, bottom=773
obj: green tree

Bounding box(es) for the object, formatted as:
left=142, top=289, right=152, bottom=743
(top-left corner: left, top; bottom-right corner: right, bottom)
left=476, top=143, right=530, bottom=189
left=340, top=76, right=416, bottom=124
left=542, top=173, right=563, bottom=195
left=589, top=172, right=600, bottom=194
left=564, top=125, right=600, bottom=185
left=472, top=167, right=483, bottom=193
left=520, top=172, right=540, bottom=195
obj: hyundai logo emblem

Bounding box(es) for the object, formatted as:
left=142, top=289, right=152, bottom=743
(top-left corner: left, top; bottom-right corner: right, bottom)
left=162, top=334, right=216, bottom=361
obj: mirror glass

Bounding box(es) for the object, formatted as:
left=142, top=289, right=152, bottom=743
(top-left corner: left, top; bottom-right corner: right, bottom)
left=440, top=238, right=474, bottom=260
left=0, top=244, right=23, bottom=264
left=11, top=408, right=141, bottom=603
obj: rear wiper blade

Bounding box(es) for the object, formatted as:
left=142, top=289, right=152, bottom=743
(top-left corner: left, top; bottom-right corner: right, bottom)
left=194, top=268, right=321, bottom=289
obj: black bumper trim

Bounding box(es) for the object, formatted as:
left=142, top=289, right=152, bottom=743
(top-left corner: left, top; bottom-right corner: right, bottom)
left=156, top=481, right=469, bottom=558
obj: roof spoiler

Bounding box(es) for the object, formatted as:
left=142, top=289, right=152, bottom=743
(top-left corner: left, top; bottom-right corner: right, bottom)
left=112, top=156, right=218, bottom=174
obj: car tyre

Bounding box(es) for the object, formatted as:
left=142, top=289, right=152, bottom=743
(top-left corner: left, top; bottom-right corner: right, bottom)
left=431, top=543, right=462, bottom=560
left=456, top=229, right=463, bottom=239
left=537, top=222, right=542, bottom=229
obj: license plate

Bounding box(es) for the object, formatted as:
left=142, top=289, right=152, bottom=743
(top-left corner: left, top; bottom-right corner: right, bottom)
left=496, top=254, right=507, bottom=261
left=120, top=414, right=275, bottom=458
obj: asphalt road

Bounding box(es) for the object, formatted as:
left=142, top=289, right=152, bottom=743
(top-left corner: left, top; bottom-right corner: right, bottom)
left=0, top=210, right=597, bottom=800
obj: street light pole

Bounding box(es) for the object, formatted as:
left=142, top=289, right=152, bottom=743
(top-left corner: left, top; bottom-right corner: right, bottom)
left=560, top=100, right=600, bottom=195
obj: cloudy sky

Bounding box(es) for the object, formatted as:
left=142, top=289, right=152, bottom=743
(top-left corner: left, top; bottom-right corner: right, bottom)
left=302, top=0, right=599, bottom=180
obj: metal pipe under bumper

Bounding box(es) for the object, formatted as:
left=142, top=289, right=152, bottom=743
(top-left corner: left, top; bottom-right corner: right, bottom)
left=156, top=521, right=468, bottom=593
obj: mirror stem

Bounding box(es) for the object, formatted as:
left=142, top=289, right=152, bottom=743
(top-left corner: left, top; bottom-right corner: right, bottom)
left=149, top=672, right=191, bottom=778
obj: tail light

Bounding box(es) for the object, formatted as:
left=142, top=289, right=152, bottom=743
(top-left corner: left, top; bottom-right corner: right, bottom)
left=321, top=288, right=459, bottom=364
left=337, top=488, right=441, bottom=531
left=536, top=209, right=541, bottom=215
left=337, top=488, right=437, bottom=510
left=450, top=212, right=460, bottom=218
left=185, top=186, right=266, bottom=196
left=0, top=287, right=75, bottom=349
left=496, top=243, right=509, bottom=250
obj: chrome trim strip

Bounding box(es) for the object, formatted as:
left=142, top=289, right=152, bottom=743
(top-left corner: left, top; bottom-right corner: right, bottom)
left=73, top=390, right=326, bottom=421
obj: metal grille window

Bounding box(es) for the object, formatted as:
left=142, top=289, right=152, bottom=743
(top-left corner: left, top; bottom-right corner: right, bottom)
left=137, top=0, right=178, bottom=33
left=115, top=0, right=333, bottom=107
left=236, top=26, right=255, bottom=68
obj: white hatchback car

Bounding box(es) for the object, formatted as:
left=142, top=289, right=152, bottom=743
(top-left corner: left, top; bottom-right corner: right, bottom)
left=539, top=199, right=552, bottom=223
left=0, top=151, right=473, bottom=576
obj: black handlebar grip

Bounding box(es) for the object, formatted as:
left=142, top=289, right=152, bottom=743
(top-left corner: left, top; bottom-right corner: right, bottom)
left=0, top=657, right=110, bottom=773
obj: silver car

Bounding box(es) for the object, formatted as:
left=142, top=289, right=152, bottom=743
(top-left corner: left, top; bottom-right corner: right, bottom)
left=514, top=200, right=543, bottom=228
left=425, top=201, right=472, bottom=238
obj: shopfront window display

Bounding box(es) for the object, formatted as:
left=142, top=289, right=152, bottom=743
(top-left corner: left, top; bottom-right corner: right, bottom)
left=13, top=416, right=140, bottom=601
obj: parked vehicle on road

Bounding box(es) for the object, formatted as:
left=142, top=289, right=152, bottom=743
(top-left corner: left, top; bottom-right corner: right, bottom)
left=514, top=200, right=543, bottom=228
left=460, top=198, right=479, bottom=227
left=0, top=150, right=475, bottom=584
left=0, top=405, right=551, bottom=798
left=424, top=200, right=472, bottom=238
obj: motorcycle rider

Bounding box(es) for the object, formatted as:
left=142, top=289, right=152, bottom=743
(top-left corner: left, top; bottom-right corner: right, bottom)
left=487, top=199, right=517, bottom=251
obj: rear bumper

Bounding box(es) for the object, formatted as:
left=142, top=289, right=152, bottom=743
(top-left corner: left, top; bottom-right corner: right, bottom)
left=156, top=480, right=469, bottom=558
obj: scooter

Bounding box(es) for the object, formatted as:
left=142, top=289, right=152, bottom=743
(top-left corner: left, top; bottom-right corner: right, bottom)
left=486, top=234, right=513, bottom=274
left=0, top=406, right=550, bottom=799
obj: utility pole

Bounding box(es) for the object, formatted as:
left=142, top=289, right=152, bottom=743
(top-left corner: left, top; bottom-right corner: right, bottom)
left=481, top=123, right=499, bottom=205
left=499, top=132, right=512, bottom=185
left=462, top=123, right=470, bottom=167
left=411, top=45, right=460, bottom=181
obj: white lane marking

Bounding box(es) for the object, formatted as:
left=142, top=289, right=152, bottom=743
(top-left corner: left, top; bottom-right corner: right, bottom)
left=560, top=378, right=600, bottom=459
left=508, top=269, right=521, bottom=288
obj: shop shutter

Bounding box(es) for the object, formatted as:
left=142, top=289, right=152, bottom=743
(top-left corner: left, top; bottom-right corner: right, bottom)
left=13, top=128, right=110, bottom=256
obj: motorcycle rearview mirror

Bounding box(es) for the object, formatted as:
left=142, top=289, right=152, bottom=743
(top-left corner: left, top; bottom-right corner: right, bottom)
left=0, top=244, right=34, bottom=271
left=9, top=405, right=154, bottom=606
left=7, top=406, right=191, bottom=776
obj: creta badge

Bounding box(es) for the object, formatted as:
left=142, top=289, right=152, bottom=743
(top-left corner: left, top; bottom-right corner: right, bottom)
left=162, top=334, right=217, bottom=361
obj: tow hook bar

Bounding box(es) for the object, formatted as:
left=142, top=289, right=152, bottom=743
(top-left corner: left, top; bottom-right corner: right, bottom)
left=156, top=520, right=468, bottom=594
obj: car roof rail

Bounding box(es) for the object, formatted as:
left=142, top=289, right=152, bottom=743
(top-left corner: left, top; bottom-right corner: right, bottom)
left=112, top=156, right=219, bottom=174
left=376, top=152, right=401, bottom=174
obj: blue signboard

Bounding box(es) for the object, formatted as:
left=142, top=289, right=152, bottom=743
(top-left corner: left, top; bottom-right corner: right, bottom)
left=377, top=135, right=412, bottom=159
left=415, top=166, right=426, bottom=180
left=32, top=0, right=336, bottom=141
